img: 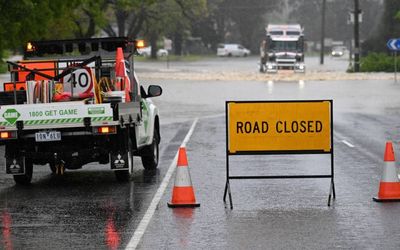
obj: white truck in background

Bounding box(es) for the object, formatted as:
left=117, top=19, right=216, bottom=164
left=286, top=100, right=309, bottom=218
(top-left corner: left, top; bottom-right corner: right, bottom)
left=260, top=24, right=305, bottom=73
left=0, top=37, right=162, bottom=185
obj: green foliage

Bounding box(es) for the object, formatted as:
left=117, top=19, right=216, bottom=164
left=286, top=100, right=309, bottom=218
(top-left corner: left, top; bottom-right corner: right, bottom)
left=0, top=60, right=7, bottom=73
left=224, top=0, right=273, bottom=49
left=360, top=53, right=398, bottom=72
left=72, top=0, right=108, bottom=38
left=0, top=0, right=80, bottom=61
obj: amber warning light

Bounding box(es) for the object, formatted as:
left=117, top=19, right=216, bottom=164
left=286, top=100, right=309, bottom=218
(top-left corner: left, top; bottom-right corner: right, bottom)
left=26, top=42, right=35, bottom=52
left=95, top=126, right=116, bottom=134
left=0, top=131, right=16, bottom=139
left=135, top=40, right=145, bottom=49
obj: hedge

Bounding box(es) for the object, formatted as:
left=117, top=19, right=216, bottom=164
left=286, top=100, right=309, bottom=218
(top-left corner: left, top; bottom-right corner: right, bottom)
left=360, top=52, right=399, bottom=72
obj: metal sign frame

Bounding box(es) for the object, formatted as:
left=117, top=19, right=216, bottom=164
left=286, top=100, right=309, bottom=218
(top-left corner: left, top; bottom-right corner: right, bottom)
left=223, top=100, right=335, bottom=209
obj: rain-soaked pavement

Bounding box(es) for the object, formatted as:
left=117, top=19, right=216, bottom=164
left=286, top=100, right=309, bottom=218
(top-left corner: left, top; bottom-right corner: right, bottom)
left=1, top=57, right=400, bottom=249
left=134, top=79, right=400, bottom=249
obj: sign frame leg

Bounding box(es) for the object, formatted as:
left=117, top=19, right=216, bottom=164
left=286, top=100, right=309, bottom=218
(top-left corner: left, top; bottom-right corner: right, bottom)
left=328, top=179, right=335, bottom=206
left=223, top=180, right=233, bottom=209
left=327, top=143, right=336, bottom=206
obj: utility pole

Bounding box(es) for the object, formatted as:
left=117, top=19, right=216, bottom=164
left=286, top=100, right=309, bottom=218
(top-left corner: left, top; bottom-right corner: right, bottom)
left=354, top=0, right=360, bottom=72
left=320, top=0, right=326, bottom=65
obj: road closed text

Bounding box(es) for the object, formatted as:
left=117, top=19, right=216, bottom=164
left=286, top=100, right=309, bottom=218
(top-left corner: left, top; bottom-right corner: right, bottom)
left=236, top=120, right=323, bottom=134
left=276, top=120, right=322, bottom=133
left=228, top=101, right=332, bottom=152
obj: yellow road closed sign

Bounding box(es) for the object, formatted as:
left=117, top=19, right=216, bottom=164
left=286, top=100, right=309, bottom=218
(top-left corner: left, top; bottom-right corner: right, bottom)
left=227, top=100, right=332, bottom=154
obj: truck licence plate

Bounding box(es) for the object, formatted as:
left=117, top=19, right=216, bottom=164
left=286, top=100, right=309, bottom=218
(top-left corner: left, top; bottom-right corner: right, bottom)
left=35, top=131, right=61, bottom=142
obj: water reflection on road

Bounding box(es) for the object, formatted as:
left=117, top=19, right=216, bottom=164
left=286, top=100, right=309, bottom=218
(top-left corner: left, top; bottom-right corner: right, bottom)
left=0, top=168, right=162, bottom=249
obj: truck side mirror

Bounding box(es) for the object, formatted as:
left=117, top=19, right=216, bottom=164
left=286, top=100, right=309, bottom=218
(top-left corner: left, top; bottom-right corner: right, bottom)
left=147, top=85, right=162, bottom=97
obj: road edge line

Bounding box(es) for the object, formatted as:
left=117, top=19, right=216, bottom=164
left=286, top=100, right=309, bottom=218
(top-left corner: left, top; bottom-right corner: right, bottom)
left=341, top=139, right=355, bottom=148
left=125, top=118, right=199, bottom=249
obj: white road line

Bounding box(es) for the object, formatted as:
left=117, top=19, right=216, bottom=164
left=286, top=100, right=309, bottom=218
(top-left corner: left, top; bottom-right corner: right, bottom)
left=125, top=118, right=199, bottom=250
left=341, top=140, right=355, bottom=148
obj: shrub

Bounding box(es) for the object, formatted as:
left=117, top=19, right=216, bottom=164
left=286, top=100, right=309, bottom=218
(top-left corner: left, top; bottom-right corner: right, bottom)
left=0, top=60, right=7, bottom=74
left=360, top=52, right=398, bottom=72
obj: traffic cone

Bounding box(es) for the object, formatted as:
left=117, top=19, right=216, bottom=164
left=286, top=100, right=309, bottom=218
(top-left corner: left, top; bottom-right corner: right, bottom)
left=373, top=141, right=400, bottom=202
left=114, top=47, right=131, bottom=102
left=168, top=147, right=200, bottom=208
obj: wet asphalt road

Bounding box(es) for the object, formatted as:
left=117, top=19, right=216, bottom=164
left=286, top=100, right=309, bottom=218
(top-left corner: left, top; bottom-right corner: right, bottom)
left=135, top=79, right=400, bottom=249
left=1, top=56, right=400, bottom=249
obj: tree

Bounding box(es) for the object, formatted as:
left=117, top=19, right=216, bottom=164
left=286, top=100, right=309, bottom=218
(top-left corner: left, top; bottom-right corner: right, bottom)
left=363, top=0, right=400, bottom=54
left=73, top=0, right=108, bottom=38
left=191, top=0, right=279, bottom=53
left=98, top=0, right=207, bottom=57
left=101, top=0, right=157, bottom=39
left=378, top=0, right=400, bottom=44
left=166, top=0, right=207, bottom=55
left=0, top=0, right=78, bottom=61
left=190, top=0, right=226, bottom=51
left=225, top=0, right=277, bottom=50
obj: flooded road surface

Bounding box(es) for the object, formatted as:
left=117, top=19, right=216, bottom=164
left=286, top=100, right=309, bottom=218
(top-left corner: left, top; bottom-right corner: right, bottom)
left=0, top=56, right=400, bottom=249
left=133, top=78, right=400, bottom=249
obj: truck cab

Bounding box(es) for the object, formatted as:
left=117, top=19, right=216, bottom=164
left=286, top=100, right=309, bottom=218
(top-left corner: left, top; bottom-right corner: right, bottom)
left=260, top=24, right=305, bottom=73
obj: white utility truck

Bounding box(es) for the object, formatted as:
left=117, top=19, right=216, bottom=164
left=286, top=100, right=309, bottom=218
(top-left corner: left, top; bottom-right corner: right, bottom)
left=0, top=37, right=162, bottom=184
left=260, top=24, right=305, bottom=73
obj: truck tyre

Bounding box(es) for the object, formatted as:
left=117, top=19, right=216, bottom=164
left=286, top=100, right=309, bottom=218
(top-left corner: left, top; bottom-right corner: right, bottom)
left=13, top=158, right=33, bottom=185
left=141, top=127, right=160, bottom=170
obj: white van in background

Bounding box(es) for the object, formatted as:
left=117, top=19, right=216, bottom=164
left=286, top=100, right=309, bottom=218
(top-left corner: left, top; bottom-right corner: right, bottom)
left=217, top=44, right=251, bottom=57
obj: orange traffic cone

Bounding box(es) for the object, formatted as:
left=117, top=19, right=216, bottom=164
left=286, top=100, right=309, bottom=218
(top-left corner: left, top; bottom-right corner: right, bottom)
left=168, top=147, right=200, bottom=208
left=373, top=141, right=400, bottom=202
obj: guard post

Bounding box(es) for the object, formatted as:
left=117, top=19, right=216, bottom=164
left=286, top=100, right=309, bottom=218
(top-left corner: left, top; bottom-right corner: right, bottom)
left=223, top=100, right=335, bottom=209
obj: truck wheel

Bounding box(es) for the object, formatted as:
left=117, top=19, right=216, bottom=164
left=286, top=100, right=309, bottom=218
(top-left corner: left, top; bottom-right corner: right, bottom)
left=141, top=128, right=160, bottom=170
left=13, top=158, right=33, bottom=185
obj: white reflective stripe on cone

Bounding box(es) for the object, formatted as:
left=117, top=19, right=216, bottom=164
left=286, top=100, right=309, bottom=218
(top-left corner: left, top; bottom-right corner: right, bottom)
left=174, top=166, right=193, bottom=187
left=381, top=162, right=399, bottom=182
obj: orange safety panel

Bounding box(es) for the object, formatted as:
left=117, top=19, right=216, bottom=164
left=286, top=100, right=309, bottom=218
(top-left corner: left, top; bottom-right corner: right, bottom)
left=17, top=61, right=56, bottom=81
left=3, top=82, right=27, bottom=91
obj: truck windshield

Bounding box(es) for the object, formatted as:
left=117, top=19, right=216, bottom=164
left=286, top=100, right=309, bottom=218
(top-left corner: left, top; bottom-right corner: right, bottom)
left=270, top=41, right=298, bottom=52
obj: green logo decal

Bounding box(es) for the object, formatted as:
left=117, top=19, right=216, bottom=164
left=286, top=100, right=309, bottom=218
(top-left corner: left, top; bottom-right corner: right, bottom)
left=88, top=107, right=105, bottom=115
left=141, top=100, right=149, bottom=131
left=3, top=109, right=21, bottom=124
